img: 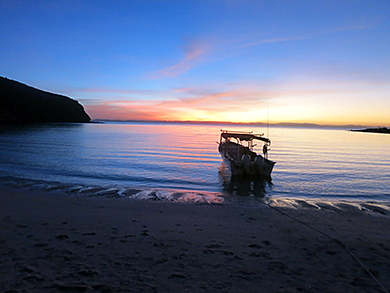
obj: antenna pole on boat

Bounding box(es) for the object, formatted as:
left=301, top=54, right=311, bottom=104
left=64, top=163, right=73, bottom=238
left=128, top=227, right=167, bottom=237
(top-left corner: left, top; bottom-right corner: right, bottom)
left=267, top=102, right=269, bottom=138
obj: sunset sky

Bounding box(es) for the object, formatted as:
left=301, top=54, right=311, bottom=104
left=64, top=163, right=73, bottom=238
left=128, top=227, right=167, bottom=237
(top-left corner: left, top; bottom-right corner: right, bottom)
left=1, top=1, right=389, bottom=126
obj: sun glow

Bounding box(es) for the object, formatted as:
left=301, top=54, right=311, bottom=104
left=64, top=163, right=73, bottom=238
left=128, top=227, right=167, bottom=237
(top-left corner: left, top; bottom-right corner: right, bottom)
left=83, top=91, right=390, bottom=126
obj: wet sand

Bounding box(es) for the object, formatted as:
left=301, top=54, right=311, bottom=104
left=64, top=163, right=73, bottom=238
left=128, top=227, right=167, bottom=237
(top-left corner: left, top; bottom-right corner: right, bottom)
left=1, top=185, right=390, bottom=293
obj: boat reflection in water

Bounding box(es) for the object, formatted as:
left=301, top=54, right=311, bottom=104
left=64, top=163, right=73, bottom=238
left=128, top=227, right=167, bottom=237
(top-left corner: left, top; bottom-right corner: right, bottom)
left=218, top=162, right=273, bottom=198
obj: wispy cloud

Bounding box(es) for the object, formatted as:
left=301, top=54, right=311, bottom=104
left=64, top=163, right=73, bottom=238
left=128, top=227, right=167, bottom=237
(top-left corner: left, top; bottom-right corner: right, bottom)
left=150, top=21, right=372, bottom=79
left=152, top=40, right=212, bottom=78
left=239, top=23, right=370, bottom=49
left=150, top=33, right=311, bottom=79
left=241, top=36, right=309, bottom=48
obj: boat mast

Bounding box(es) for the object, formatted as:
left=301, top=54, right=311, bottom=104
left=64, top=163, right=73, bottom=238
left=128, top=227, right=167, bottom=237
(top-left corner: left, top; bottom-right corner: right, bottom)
left=267, top=102, right=269, bottom=138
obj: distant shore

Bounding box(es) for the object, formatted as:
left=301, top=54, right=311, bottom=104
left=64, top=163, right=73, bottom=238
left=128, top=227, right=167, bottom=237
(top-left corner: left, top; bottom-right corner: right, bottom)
left=94, top=119, right=374, bottom=129
left=350, top=127, right=390, bottom=134
left=1, top=183, right=390, bottom=292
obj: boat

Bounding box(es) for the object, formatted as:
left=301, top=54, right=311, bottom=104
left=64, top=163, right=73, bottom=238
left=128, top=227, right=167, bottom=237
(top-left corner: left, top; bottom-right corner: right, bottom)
left=218, top=130, right=276, bottom=180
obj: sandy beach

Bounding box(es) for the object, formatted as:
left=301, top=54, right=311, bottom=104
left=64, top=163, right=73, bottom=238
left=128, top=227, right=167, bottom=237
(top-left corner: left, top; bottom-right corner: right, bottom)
left=1, top=184, right=390, bottom=293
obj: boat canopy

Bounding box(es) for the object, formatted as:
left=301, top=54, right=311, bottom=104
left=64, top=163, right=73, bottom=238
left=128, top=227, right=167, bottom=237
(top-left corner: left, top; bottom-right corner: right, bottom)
left=221, top=130, right=271, bottom=144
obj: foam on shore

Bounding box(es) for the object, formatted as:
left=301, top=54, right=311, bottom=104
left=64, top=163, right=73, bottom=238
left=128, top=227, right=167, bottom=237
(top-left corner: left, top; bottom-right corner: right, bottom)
left=1, top=175, right=390, bottom=216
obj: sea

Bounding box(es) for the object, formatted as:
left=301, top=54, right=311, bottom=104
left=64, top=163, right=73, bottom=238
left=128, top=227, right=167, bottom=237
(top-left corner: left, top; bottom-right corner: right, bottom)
left=1, top=122, right=389, bottom=205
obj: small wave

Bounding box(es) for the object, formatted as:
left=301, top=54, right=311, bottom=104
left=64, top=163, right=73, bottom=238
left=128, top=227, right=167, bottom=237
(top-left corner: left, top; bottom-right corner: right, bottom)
left=0, top=176, right=225, bottom=204
left=129, top=189, right=224, bottom=204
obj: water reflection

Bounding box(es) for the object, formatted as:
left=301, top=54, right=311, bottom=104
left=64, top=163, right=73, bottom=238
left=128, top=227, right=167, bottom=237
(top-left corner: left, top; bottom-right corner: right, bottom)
left=218, top=163, right=273, bottom=197
left=2, top=122, right=389, bottom=201
left=0, top=123, right=85, bottom=136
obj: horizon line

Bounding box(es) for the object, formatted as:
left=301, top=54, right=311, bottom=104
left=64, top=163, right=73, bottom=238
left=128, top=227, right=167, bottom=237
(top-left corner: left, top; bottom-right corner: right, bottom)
left=92, top=119, right=379, bottom=129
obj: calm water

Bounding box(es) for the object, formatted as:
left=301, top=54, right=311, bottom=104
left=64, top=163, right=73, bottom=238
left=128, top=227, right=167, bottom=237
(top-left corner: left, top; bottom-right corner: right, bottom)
left=1, top=122, right=389, bottom=202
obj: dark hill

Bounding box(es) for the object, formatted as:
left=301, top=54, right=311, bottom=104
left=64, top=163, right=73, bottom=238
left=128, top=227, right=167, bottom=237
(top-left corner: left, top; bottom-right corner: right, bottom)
left=0, top=77, right=91, bottom=123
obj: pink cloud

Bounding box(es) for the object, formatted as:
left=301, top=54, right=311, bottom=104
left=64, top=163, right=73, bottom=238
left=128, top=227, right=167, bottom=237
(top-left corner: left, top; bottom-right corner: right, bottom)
left=84, top=100, right=168, bottom=121
left=151, top=40, right=213, bottom=78
left=83, top=77, right=382, bottom=122
left=84, top=87, right=273, bottom=121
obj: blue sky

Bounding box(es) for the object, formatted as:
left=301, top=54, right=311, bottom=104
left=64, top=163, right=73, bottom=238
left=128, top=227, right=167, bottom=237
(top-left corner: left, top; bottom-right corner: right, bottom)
left=1, top=0, right=389, bottom=125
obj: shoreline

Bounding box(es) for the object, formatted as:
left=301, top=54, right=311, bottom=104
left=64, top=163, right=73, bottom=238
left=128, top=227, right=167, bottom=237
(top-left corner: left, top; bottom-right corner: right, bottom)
left=1, top=184, right=390, bottom=292
left=2, top=175, right=390, bottom=209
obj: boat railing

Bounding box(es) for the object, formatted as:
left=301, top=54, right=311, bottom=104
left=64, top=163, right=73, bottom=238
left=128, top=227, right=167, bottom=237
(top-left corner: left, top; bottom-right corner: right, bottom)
left=221, top=129, right=254, bottom=135
left=220, top=129, right=265, bottom=137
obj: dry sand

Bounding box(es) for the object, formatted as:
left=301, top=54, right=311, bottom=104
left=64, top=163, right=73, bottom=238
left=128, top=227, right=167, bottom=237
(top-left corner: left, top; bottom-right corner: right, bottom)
left=1, top=185, right=390, bottom=293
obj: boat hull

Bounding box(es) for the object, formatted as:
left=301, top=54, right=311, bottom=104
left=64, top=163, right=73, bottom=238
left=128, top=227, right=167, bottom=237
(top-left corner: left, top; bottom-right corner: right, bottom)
left=219, top=142, right=275, bottom=180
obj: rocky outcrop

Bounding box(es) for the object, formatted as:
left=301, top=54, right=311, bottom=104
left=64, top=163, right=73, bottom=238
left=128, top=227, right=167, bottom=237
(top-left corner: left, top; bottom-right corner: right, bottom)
left=0, top=77, right=91, bottom=123
left=351, top=127, right=390, bottom=134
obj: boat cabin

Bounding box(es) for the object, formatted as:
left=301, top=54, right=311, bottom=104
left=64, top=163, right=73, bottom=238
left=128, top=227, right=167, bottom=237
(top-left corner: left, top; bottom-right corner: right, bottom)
left=219, top=130, right=271, bottom=161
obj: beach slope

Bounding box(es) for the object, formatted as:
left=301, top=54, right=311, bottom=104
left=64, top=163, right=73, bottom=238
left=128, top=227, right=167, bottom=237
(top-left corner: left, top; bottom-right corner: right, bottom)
left=1, top=186, right=389, bottom=292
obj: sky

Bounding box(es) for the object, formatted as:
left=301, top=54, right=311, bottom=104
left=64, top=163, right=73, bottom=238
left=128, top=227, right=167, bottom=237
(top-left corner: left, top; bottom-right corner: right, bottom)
left=1, top=0, right=390, bottom=126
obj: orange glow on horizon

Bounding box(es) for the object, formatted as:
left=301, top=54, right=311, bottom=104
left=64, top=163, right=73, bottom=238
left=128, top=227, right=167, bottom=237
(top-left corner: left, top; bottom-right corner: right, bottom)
left=81, top=81, right=390, bottom=128
left=84, top=100, right=390, bottom=127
